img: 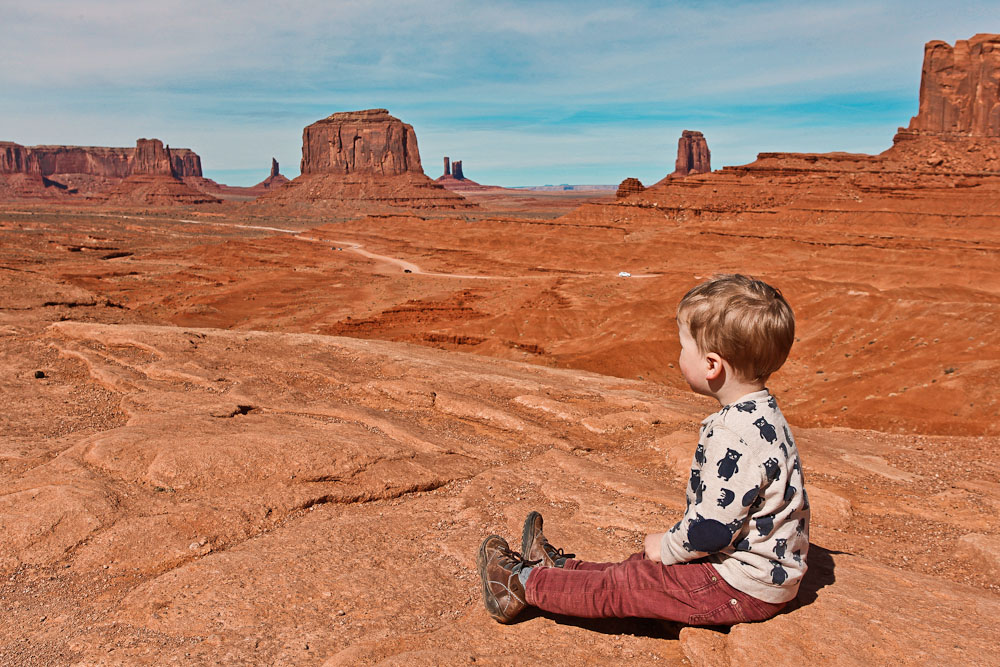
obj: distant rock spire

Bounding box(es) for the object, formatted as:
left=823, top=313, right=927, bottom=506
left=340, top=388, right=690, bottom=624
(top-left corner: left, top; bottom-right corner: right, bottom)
left=672, top=130, right=711, bottom=176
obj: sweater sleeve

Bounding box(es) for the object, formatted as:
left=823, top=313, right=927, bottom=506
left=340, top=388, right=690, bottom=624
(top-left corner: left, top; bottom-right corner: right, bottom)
left=660, top=423, right=766, bottom=565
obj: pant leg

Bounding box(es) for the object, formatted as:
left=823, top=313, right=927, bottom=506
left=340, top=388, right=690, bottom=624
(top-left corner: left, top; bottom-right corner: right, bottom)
left=525, top=556, right=785, bottom=624
left=561, top=552, right=645, bottom=572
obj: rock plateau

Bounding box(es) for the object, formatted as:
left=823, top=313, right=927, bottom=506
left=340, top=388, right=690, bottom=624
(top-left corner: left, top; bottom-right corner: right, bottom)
left=0, top=139, right=205, bottom=199
left=259, top=109, right=476, bottom=213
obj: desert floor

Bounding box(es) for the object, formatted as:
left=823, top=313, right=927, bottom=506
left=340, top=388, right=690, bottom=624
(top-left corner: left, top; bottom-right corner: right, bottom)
left=1, top=190, right=998, bottom=664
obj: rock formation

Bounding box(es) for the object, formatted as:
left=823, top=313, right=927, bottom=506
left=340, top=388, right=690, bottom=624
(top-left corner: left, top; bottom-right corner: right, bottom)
left=130, top=138, right=175, bottom=176
left=907, top=33, right=1000, bottom=136
left=259, top=109, right=476, bottom=213
left=93, top=138, right=220, bottom=205
left=434, top=156, right=500, bottom=191
left=0, top=142, right=203, bottom=180
left=169, top=149, right=202, bottom=178
left=883, top=34, right=1000, bottom=170
left=0, top=142, right=41, bottom=174
left=672, top=130, right=711, bottom=176
left=0, top=139, right=206, bottom=199
left=252, top=157, right=290, bottom=191
left=299, top=108, right=422, bottom=176
left=615, top=177, right=646, bottom=199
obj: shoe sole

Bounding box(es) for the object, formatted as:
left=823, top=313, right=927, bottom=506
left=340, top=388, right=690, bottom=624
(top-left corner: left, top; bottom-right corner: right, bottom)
left=521, top=511, right=542, bottom=557
left=477, top=535, right=508, bottom=623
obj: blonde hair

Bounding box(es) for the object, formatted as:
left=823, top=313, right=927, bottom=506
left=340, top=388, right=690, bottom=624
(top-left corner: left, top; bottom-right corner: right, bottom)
left=677, top=274, right=795, bottom=383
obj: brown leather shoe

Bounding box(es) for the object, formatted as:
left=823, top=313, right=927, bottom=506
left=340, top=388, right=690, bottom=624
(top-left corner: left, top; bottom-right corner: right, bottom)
left=477, top=535, right=533, bottom=623
left=521, top=511, right=575, bottom=567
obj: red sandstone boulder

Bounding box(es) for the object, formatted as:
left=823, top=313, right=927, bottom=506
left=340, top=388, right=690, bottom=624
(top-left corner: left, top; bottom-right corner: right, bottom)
left=673, top=130, right=711, bottom=176
left=615, top=177, right=646, bottom=199
left=908, top=34, right=1000, bottom=136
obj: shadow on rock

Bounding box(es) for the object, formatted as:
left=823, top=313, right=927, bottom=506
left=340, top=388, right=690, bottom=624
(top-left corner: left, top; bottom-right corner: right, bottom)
left=525, top=607, right=684, bottom=640
left=782, top=543, right=845, bottom=614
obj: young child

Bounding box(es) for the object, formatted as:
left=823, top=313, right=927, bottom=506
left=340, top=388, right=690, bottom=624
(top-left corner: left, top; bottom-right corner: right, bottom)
left=477, top=274, right=809, bottom=625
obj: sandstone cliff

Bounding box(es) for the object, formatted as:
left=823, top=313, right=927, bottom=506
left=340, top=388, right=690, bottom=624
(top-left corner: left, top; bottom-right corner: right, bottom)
left=0, top=142, right=203, bottom=179
left=672, top=130, right=711, bottom=176
left=908, top=33, right=1000, bottom=136
left=130, top=138, right=175, bottom=176
left=260, top=109, right=476, bottom=213
left=885, top=34, right=1000, bottom=170
left=0, top=139, right=206, bottom=200
left=93, top=139, right=219, bottom=205
left=0, top=142, right=41, bottom=174
left=300, top=108, right=422, bottom=176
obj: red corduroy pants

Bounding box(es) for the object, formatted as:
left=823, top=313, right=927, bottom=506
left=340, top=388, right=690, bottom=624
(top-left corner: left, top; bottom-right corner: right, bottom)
left=524, top=552, right=786, bottom=625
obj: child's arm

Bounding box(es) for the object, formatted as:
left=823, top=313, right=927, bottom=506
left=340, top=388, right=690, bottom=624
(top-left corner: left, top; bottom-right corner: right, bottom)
left=656, top=424, right=766, bottom=565
left=644, top=532, right=664, bottom=561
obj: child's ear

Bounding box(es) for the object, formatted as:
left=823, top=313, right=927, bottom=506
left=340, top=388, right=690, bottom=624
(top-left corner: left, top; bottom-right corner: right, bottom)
left=705, top=352, right=724, bottom=380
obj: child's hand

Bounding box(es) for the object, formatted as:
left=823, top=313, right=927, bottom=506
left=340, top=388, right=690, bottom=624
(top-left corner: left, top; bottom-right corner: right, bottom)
left=644, top=533, right=664, bottom=561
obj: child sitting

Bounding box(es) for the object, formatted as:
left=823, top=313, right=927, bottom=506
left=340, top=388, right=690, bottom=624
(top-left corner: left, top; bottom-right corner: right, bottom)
left=477, top=274, right=809, bottom=625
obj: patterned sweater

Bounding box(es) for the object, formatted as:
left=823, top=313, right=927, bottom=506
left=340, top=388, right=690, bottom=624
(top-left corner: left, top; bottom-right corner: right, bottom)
left=659, top=389, right=809, bottom=603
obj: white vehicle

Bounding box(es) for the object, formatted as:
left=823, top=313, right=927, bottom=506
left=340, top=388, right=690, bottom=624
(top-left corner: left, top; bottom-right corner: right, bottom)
left=618, top=271, right=631, bottom=278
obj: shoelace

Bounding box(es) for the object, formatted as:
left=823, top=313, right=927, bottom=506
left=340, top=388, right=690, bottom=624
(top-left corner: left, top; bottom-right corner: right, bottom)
left=546, top=545, right=575, bottom=560
left=500, top=546, right=542, bottom=568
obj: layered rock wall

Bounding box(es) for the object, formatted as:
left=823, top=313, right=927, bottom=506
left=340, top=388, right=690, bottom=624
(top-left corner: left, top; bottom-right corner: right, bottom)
left=300, top=108, right=423, bottom=176
left=908, top=33, right=1000, bottom=136
left=169, top=149, right=202, bottom=178
left=130, top=138, right=175, bottom=176
left=615, top=177, right=646, bottom=199
left=0, top=142, right=40, bottom=174
left=0, top=141, right=203, bottom=178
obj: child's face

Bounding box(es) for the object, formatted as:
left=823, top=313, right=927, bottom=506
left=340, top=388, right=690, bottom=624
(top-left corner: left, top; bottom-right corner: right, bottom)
left=677, top=318, right=712, bottom=397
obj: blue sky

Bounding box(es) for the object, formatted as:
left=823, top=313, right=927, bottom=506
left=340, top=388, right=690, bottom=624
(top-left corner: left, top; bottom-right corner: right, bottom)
left=1, top=1, right=995, bottom=186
